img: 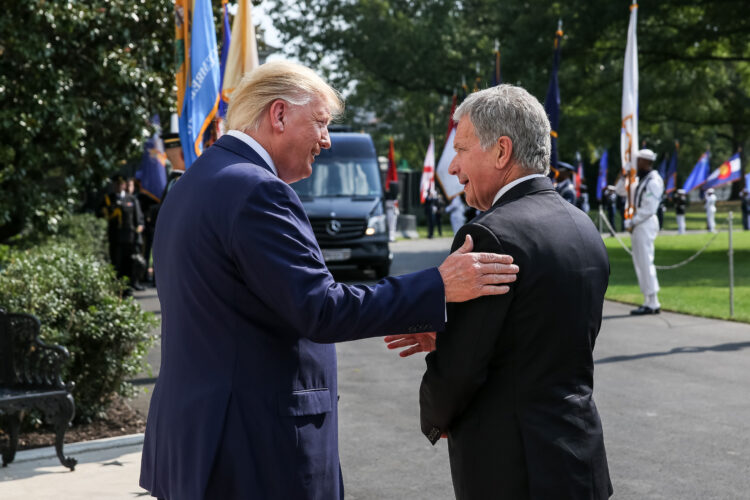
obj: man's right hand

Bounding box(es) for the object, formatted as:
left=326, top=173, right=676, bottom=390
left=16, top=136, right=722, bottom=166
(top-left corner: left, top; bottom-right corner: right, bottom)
left=438, top=234, right=518, bottom=302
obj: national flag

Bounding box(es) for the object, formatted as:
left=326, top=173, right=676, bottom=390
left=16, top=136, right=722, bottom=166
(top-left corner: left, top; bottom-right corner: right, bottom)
left=745, top=172, right=750, bottom=190
left=174, top=0, right=190, bottom=133
left=419, top=137, right=436, bottom=204
left=135, top=115, right=168, bottom=202
left=386, top=137, right=398, bottom=188
left=544, top=21, right=563, bottom=175
left=682, top=152, right=710, bottom=192
left=575, top=153, right=584, bottom=199
left=596, top=150, right=608, bottom=201
left=436, top=93, right=463, bottom=198
left=222, top=0, right=259, bottom=111
left=665, top=146, right=678, bottom=194
left=621, top=2, right=639, bottom=221
left=657, top=156, right=668, bottom=181
left=703, top=153, right=742, bottom=190
left=491, top=40, right=501, bottom=86
left=218, top=0, right=232, bottom=119
left=178, top=0, right=221, bottom=168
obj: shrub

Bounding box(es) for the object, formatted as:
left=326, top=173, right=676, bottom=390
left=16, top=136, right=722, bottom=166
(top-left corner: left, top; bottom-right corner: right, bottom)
left=0, top=214, right=157, bottom=422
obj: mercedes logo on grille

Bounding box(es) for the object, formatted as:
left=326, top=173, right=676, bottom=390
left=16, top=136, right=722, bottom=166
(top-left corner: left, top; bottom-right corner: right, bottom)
left=326, top=219, right=342, bottom=235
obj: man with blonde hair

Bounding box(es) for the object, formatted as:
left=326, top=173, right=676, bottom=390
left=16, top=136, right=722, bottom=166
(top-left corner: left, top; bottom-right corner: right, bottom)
left=140, top=61, right=519, bottom=499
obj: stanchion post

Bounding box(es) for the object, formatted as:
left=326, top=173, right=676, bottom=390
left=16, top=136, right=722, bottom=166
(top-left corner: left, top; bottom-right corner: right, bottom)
left=728, top=211, right=734, bottom=317
left=599, top=207, right=604, bottom=234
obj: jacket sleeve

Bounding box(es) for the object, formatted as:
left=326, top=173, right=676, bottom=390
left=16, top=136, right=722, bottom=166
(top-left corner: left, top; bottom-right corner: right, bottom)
left=229, top=176, right=446, bottom=343
left=419, top=222, right=514, bottom=444
left=632, top=175, right=664, bottom=227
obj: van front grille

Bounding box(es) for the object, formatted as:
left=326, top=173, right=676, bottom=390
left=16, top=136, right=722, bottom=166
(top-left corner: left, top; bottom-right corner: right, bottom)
left=309, top=218, right=366, bottom=243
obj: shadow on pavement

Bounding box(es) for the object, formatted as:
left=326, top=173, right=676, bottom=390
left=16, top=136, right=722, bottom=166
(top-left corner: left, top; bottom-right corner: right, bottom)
left=595, top=341, right=750, bottom=364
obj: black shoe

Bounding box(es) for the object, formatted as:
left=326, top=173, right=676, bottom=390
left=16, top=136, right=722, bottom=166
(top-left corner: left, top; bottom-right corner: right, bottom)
left=133, top=283, right=146, bottom=291
left=630, top=305, right=660, bottom=315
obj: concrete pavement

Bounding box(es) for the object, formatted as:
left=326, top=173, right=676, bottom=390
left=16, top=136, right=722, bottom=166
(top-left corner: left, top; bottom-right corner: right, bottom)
left=1, top=237, right=748, bottom=499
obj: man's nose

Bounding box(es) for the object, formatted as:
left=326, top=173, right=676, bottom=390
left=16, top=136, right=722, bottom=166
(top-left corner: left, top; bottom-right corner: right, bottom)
left=448, top=158, right=458, bottom=175
left=320, top=128, right=331, bottom=149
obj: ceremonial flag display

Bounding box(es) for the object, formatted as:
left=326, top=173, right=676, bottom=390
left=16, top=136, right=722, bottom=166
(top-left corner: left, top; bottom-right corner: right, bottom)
left=491, top=40, right=502, bottom=87
left=419, top=137, right=436, bottom=203
left=135, top=116, right=168, bottom=202
left=665, top=148, right=678, bottom=194
left=436, top=94, right=464, bottom=198
left=386, top=137, right=398, bottom=188
left=544, top=21, right=563, bottom=174
left=657, top=156, right=668, bottom=181
left=682, top=152, right=710, bottom=192
left=596, top=150, right=608, bottom=201
left=178, top=0, right=221, bottom=168
left=703, top=153, right=741, bottom=190
left=746, top=172, right=750, bottom=190
left=575, top=153, right=584, bottom=199
left=620, top=2, right=639, bottom=220
left=218, top=0, right=232, bottom=119
left=222, top=0, right=259, bottom=111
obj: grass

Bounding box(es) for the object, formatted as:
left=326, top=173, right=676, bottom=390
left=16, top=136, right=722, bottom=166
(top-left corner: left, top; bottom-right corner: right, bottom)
left=603, top=230, right=750, bottom=323
left=593, top=200, right=745, bottom=233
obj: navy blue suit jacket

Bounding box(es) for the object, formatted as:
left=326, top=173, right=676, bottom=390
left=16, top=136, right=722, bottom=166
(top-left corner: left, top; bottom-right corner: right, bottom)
left=139, top=135, right=445, bottom=500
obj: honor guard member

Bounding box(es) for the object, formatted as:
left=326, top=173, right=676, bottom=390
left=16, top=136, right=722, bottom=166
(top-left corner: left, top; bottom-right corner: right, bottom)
left=628, top=148, right=664, bottom=315
left=705, top=188, right=717, bottom=233
left=103, top=176, right=145, bottom=291
left=740, top=188, right=750, bottom=231
left=674, top=189, right=688, bottom=234
left=603, top=185, right=618, bottom=231
left=555, top=161, right=577, bottom=204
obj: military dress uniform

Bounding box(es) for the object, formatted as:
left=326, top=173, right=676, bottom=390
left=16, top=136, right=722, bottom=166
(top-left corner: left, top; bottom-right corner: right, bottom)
left=103, top=190, right=144, bottom=285
left=630, top=169, right=664, bottom=314
left=674, top=190, right=687, bottom=234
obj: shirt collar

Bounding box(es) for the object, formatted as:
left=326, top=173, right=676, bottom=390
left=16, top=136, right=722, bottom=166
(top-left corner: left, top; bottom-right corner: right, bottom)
left=492, top=173, right=546, bottom=206
left=226, top=130, right=278, bottom=176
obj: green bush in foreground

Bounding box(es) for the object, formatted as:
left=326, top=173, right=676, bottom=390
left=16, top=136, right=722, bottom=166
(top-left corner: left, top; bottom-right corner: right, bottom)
left=0, top=214, right=157, bottom=422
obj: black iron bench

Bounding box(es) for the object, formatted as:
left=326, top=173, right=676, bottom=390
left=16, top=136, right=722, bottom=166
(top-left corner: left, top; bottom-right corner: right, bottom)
left=0, top=308, right=77, bottom=470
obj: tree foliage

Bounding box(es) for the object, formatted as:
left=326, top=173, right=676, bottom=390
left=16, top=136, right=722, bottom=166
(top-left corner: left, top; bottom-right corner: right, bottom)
left=0, top=0, right=175, bottom=241
left=269, top=0, right=750, bottom=186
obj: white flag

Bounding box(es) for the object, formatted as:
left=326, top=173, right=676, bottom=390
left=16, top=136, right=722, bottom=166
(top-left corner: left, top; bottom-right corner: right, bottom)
left=620, top=2, right=639, bottom=221
left=222, top=0, right=259, bottom=105
left=620, top=2, right=638, bottom=173
left=436, top=124, right=464, bottom=198
left=419, top=137, right=436, bottom=203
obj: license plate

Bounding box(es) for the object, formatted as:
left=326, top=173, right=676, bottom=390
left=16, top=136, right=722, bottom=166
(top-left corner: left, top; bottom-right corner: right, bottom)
left=322, top=248, right=351, bottom=262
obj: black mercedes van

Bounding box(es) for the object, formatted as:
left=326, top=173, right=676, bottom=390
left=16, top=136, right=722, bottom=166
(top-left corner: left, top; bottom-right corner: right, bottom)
left=291, top=132, right=392, bottom=278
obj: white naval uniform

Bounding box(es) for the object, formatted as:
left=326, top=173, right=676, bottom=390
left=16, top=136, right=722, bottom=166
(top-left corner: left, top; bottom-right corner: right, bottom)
left=705, top=192, right=717, bottom=232
left=631, top=170, right=664, bottom=308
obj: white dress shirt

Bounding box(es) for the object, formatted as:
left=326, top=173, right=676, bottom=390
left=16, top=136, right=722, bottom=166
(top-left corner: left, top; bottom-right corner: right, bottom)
left=226, top=130, right=278, bottom=176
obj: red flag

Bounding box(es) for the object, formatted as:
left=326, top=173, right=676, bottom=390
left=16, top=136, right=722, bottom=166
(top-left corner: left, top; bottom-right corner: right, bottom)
left=420, top=137, right=436, bottom=203
left=386, top=137, right=398, bottom=187
left=575, top=159, right=584, bottom=199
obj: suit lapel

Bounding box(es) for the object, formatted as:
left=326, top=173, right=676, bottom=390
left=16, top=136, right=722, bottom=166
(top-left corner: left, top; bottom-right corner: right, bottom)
left=213, top=135, right=274, bottom=175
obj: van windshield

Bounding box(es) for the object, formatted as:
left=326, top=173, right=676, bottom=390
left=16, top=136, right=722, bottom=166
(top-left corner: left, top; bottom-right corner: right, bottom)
left=293, top=157, right=381, bottom=197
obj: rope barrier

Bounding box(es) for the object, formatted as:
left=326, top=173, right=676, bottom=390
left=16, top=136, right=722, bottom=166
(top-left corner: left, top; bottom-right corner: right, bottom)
left=597, top=208, right=721, bottom=270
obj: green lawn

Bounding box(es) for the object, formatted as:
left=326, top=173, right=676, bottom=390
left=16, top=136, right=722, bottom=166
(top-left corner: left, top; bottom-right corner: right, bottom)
left=594, top=200, right=745, bottom=233
left=604, top=230, right=750, bottom=323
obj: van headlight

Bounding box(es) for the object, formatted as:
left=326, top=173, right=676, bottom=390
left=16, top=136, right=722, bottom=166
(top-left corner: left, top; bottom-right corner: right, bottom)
left=366, top=215, right=387, bottom=235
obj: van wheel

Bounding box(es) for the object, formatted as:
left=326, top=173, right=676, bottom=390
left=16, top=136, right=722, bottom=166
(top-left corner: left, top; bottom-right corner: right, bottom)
left=374, top=262, right=390, bottom=279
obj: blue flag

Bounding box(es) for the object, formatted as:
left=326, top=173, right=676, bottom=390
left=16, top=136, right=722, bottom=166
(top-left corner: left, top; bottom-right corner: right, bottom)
left=218, top=0, right=232, bottom=119
left=179, top=0, right=220, bottom=168
left=703, top=153, right=742, bottom=190
left=544, top=24, right=563, bottom=174
left=657, top=156, right=668, bottom=181
left=745, top=172, right=750, bottom=190
left=596, top=150, right=608, bottom=201
left=135, top=116, right=168, bottom=202
left=682, top=152, right=710, bottom=192
left=665, top=149, right=678, bottom=194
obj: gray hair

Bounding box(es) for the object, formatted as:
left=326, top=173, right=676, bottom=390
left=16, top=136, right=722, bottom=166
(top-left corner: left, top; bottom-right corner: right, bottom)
left=453, top=85, right=551, bottom=174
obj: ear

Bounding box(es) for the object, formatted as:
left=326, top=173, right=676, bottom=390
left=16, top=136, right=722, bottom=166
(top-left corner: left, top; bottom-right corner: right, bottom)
left=494, top=136, right=513, bottom=170
left=268, top=99, right=287, bottom=133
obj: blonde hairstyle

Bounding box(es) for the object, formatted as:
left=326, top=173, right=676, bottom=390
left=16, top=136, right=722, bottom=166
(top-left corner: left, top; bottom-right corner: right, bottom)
left=226, top=61, right=344, bottom=132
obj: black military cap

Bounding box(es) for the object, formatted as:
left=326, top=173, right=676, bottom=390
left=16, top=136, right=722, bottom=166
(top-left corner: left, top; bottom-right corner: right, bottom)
left=557, top=161, right=576, bottom=172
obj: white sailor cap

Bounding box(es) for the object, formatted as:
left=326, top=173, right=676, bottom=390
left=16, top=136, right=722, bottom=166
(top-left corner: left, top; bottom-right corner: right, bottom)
left=637, top=149, right=657, bottom=161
